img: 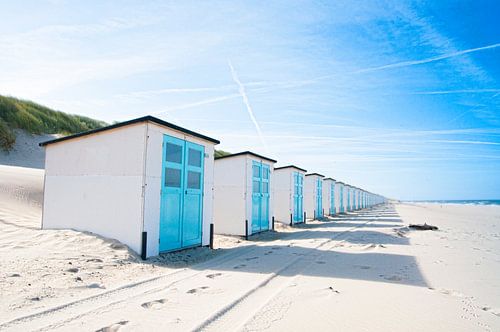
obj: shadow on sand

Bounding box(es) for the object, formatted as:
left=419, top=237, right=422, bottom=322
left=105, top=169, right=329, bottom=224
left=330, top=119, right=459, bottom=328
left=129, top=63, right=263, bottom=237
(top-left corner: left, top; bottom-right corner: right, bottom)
left=142, top=204, right=428, bottom=288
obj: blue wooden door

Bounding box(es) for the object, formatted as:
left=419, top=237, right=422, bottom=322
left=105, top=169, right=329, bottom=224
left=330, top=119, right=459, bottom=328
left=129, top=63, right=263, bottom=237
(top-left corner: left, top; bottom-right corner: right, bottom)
left=251, top=161, right=270, bottom=233
left=339, top=186, right=344, bottom=212
left=347, top=188, right=351, bottom=211
left=293, top=172, right=303, bottom=222
left=261, top=164, right=270, bottom=231
left=182, top=141, right=204, bottom=247
left=330, top=183, right=335, bottom=215
left=159, top=135, right=204, bottom=252
left=251, top=161, right=262, bottom=233
left=315, top=178, right=322, bottom=218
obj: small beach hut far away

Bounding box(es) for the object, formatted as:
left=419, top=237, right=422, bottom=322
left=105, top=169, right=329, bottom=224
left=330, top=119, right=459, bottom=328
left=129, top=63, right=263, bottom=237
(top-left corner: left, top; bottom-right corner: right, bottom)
left=273, top=165, right=307, bottom=225
left=304, top=173, right=325, bottom=219
left=336, top=182, right=345, bottom=213
left=40, top=116, right=220, bottom=258
left=322, top=178, right=336, bottom=216
left=213, top=151, right=276, bottom=237
left=345, top=184, right=351, bottom=212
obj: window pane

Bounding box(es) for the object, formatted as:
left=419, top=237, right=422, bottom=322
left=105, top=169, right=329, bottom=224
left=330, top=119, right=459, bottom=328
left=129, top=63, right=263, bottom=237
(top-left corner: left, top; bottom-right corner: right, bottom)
left=165, top=167, right=181, bottom=187
left=188, top=148, right=202, bottom=167
left=262, top=182, right=269, bottom=193
left=252, top=165, right=260, bottom=178
left=253, top=180, right=260, bottom=193
left=187, top=171, right=201, bottom=189
left=262, top=168, right=269, bottom=179
left=166, top=143, right=182, bottom=163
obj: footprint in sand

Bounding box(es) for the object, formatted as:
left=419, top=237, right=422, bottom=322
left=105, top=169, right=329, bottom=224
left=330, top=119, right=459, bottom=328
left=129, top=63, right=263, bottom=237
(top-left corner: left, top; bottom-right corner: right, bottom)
left=141, top=299, right=168, bottom=309
left=206, top=273, right=223, bottom=279
left=437, top=289, right=465, bottom=297
left=186, top=286, right=209, bottom=294
left=87, top=283, right=105, bottom=289
left=482, top=307, right=500, bottom=317
left=233, top=264, right=247, bottom=269
left=354, top=265, right=371, bottom=270
left=95, top=320, right=128, bottom=332
left=364, top=244, right=387, bottom=250
left=383, top=275, right=402, bottom=281
left=87, top=258, right=104, bottom=263
left=245, top=257, right=259, bottom=261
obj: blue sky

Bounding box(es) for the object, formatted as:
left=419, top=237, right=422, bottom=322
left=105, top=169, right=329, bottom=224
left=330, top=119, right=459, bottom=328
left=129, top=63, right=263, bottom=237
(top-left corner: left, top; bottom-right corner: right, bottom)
left=1, top=0, right=499, bottom=200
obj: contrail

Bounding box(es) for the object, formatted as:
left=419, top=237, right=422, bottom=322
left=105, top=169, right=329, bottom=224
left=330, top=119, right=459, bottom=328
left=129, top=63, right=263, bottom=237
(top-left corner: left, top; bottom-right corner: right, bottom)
left=355, top=42, right=500, bottom=73
left=410, top=89, right=500, bottom=95
left=228, top=60, right=269, bottom=153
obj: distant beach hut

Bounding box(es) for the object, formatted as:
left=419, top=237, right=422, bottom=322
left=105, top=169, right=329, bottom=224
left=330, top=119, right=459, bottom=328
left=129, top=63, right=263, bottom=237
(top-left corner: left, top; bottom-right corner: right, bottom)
left=273, top=165, right=307, bottom=225
left=336, top=182, right=345, bottom=213
left=304, top=173, right=325, bottom=219
left=213, top=151, right=276, bottom=237
left=40, top=116, right=219, bottom=258
left=351, top=186, right=356, bottom=211
left=345, top=185, right=352, bottom=211
left=353, top=187, right=359, bottom=210
left=322, top=178, right=337, bottom=216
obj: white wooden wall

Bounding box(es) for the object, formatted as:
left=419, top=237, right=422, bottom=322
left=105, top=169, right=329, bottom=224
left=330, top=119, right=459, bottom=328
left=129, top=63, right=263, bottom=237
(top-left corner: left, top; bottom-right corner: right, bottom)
left=273, top=168, right=293, bottom=223
left=42, top=123, right=146, bottom=254
left=322, top=179, right=334, bottom=216
left=213, top=156, right=247, bottom=235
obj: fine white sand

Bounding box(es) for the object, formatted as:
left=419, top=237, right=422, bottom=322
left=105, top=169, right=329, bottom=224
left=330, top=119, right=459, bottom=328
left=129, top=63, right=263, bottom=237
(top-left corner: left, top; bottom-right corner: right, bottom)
left=0, top=165, right=499, bottom=331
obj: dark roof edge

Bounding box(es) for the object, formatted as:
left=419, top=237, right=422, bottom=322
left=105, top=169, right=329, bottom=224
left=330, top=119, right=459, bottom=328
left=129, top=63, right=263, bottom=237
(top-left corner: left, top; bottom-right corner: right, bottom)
left=215, top=151, right=277, bottom=163
left=274, top=165, right=307, bottom=172
left=323, top=177, right=337, bottom=181
left=305, top=172, right=325, bottom=177
left=40, top=115, right=220, bottom=147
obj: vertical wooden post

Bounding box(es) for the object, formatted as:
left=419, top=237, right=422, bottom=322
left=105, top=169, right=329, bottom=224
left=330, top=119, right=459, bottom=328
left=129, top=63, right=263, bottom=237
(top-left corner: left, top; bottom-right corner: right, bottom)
left=209, top=223, right=214, bottom=249
left=272, top=216, right=275, bottom=231
left=245, top=219, right=248, bottom=240
left=304, top=211, right=306, bottom=224
left=141, top=231, right=147, bottom=260
left=290, top=213, right=293, bottom=226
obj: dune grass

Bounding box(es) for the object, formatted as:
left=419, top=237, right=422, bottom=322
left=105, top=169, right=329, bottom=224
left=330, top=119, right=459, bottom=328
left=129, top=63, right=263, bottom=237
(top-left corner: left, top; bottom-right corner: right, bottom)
left=1, top=94, right=231, bottom=158
left=0, top=95, right=107, bottom=151
left=214, top=150, right=231, bottom=158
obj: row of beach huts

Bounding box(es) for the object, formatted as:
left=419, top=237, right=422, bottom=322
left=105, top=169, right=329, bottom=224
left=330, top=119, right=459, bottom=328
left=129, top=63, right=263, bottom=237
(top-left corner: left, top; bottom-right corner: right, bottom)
left=39, top=116, right=386, bottom=258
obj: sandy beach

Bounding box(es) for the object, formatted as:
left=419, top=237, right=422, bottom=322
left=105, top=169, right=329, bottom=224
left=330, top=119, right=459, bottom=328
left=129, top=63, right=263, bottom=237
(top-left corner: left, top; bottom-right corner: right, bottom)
left=1, top=165, right=499, bottom=331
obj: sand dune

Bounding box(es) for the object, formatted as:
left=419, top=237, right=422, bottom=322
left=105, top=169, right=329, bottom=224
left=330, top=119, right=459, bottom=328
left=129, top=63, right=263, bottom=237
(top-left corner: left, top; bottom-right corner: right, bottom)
left=0, top=130, right=58, bottom=169
left=0, top=165, right=499, bottom=331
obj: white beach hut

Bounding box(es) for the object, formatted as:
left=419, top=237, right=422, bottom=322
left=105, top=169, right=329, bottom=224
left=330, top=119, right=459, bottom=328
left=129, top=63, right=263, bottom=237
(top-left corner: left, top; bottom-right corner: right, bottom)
left=304, top=173, right=325, bottom=220
left=336, top=182, right=345, bottom=213
left=352, top=186, right=356, bottom=211
left=213, top=151, right=276, bottom=237
left=345, top=185, right=352, bottom=211
left=353, top=187, right=359, bottom=210
left=273, top=165, right=307, bottom=225
left=40, top=116, right=219, bottom=258
left=322, top=178, right=337, bottom=216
